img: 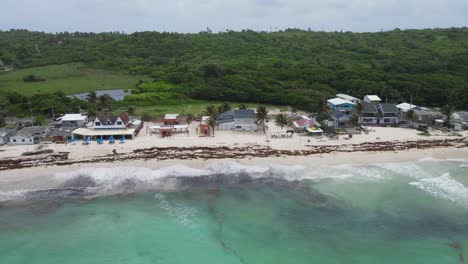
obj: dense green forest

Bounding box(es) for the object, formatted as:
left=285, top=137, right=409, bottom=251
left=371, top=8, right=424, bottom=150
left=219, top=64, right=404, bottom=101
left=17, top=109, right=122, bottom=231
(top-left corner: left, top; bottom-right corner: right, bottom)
left=1, top=28, right=468, bottom=115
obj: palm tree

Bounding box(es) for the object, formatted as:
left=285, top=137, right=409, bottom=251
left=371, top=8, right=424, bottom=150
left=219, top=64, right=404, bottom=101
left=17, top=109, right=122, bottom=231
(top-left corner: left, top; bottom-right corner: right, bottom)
left=441, top=104, right=455, bottom=127
left=203, top=105, right=217, bottom=117
left=349, top=114, right=360, bottom=128
left=238, top=104, right=249, bottom=110
left=256, top=105, right=269, bottom=133
left=275, top=113, right=288, bottom=130
left=86, top=91, right=98, bottom=104
left=126, top=105, right=136, bottom=117
left=98, top=94, right=113, bottom=111
left=218, top=102, right=231, bottom=114
left=207, top=115, right=217, bottom=136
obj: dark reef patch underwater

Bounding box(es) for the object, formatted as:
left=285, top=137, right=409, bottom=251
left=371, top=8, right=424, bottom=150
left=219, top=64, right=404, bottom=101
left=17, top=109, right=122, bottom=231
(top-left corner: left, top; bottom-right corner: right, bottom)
left=0, top=159, right=468, bottom=264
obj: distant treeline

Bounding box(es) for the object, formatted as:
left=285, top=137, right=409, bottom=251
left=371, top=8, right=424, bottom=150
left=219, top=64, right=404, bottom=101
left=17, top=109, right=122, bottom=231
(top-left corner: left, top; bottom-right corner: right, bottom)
left=1, top=28, right=468, bottom=111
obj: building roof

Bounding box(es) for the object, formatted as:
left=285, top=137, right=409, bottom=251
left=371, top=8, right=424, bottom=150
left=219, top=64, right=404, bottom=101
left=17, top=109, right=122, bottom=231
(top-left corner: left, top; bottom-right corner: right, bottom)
left=327, top=98, right=355, bottom=106
left=361, top=102, right=378, bottom=113
left=0, top=128, right=15, bottom=138
left=218, top=110, right=256, bottom=124
left=96, top=112, right=130, bottom=125
left=380, top=104, right=399, bottom=113
left=336, top=94, right=359, bottom=102
left=49, top=127, right=75, bottom=137
left=454, top=111, right=468, bottom=123
left=365, top=95, right=382, bottom=102
left=59, top=114, right=87, bottom=121
left=69, top=89, right=132, bottom=102
left=396, top=103, right=417, bottom=111
left=15, top=126, right=48, bottom=138
left=164, top=114, right=179, bottom=120
left=72, top=128, right=135, bottom=137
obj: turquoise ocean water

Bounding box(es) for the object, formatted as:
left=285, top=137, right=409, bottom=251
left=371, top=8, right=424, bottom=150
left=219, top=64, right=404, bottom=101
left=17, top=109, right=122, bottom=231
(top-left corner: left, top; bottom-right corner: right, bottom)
left=0, top=159, right=467, bottom=264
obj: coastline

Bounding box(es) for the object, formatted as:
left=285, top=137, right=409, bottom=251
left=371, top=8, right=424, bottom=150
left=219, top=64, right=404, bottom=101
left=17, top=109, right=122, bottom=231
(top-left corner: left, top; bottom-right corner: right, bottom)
left=1, top=145, right=467, bottom=187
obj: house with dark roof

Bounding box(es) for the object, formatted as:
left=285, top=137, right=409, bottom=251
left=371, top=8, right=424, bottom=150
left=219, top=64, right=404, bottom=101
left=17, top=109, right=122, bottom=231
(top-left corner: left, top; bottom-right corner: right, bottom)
left=72, top=112, right=139, bottom=140
left=377, top=103, right=399, bottom=125
left=91, top=112, right=130, bottom=129
left=328, top=109, right=351, bottom=128
left=359, top=102, right=379, bottom=125
left=359, top=102, right=399, bottom=126
left=217, top=110, right=257, bottom=131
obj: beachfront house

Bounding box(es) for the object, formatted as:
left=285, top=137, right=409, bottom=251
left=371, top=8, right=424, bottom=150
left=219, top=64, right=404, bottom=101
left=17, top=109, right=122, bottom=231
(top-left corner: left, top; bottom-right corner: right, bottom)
left=0, top=128, right=15, bottom=145
left=377, top=104, right=399, bottom=125
left=72, top=112, right=137, bottom=139
left=9, top=126, right=48, bottom=145
left=336, top=94, right=361, bottom=104
left=359, top=102, right=399, bottom=126
left=57, top=114, right=88, bottom=127
left=217, top=110, right=257, bottom=131
left=452, top=111, right=468, bottom=130
left=396, top=102, right=417, bottom=114
left=6, top=117, right=35, bottom=129
left=328, top=110, right=351, bottom=128
left=364, top=95, right=382, bottom=104
left=327, top=98, right=355, bottom=111
left=359, top=102, right=379, bottom=125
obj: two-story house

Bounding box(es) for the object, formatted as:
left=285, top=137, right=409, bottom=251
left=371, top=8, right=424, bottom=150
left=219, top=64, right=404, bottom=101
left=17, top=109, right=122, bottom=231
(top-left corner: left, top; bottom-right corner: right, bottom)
left=327, top=98, right=355, bottom=111
left=217, top=110, right=257, bottom=131
left=359, top=102, right=379, bottom=125
left=377, top=104, right=399, bottom=125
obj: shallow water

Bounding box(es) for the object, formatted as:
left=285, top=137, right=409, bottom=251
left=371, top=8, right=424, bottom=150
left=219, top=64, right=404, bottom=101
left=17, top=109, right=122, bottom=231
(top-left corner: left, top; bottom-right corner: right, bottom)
left=0, top=159, right=467, bottom=264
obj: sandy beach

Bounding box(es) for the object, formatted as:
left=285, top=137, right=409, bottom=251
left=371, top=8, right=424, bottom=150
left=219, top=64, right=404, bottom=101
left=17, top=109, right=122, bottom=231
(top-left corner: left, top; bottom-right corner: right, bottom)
left=0, top=124, right=467, bottom=186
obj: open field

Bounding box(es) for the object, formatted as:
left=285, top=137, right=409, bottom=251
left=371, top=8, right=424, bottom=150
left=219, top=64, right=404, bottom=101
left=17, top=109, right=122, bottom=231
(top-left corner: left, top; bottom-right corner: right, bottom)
left=0, top=63, right=148, bottom=95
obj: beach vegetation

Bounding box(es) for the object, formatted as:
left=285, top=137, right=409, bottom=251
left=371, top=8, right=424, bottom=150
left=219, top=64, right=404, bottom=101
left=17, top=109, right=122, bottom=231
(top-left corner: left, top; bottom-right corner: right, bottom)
left=256, top=105, right=269, bottom=133
left=275, top=113, right=288, bottom=130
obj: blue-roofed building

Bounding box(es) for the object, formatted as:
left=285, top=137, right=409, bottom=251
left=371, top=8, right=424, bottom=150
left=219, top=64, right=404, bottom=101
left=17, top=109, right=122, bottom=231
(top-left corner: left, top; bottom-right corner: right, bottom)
left=327, top=98, right=355, bottom=111
left=217, top=110, right=257, bottom=131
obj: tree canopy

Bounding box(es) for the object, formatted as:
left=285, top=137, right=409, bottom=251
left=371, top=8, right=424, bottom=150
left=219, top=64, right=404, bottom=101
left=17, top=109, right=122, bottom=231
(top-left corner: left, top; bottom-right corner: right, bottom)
left=1, top=28, right=468, bottom=111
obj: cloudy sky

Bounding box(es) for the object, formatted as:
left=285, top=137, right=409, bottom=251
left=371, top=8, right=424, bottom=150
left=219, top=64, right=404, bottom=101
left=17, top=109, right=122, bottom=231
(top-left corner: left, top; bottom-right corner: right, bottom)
left=1, top=0, right=467, bottom=33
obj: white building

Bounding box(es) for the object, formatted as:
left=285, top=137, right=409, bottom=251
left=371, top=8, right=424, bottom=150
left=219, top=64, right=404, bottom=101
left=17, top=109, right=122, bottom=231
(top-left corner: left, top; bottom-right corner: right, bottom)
left=57, top=114, right=88, bottom=127
left=364, top=95, right=382, bottom=104
left=9, top=126, right=48, bottom=145
left=336, top=94, right=360, bottom=104
left=217, top=110, right=258, bottom=131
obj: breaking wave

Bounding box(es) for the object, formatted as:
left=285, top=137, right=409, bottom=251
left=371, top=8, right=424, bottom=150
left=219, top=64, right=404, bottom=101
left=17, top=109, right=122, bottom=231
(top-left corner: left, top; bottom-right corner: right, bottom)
left=409, top=173, right=468, bottom=208
left=0, top=161, right=305, bottom=202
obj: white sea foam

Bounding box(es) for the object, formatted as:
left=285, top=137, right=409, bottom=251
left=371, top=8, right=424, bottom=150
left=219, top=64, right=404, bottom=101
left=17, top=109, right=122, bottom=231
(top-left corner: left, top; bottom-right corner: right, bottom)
left=409, top=173, right=468, bottom=208
left=377, top=162, right=428, bottom=179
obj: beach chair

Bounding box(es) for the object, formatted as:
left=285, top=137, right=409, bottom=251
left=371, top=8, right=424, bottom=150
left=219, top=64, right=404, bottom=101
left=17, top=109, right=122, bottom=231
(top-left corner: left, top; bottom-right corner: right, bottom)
left=70, top=138, right=77, bottom=145
left=97, top=138, right=104, bottom=144
left=119, top=137, right=126, bottom=144
left=109, top=136, right=115, bottom=144
left=82, top=138, right=90, bottom=145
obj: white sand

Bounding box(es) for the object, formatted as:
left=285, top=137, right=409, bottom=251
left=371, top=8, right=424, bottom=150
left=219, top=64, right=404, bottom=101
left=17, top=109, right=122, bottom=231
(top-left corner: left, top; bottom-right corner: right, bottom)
left=0, top=123, right=466, bottom=186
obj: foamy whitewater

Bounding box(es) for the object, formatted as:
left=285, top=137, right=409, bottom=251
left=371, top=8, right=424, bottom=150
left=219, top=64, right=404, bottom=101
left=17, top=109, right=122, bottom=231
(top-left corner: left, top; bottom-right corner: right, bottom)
left=0, top=158, right=467, bottom=263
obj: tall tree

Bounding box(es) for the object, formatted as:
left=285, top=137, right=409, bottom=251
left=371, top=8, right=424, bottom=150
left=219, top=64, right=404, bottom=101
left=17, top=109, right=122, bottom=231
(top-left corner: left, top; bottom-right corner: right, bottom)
left=203, top=105, right=217, bottom=117
left=218, top=102, right=231, bottom=114
left=207, top=115, right=217, bottom=136
left=238, top=104, right=249, bottom=110
left=275, top=113, right=288, bottom=130
left=256, top=106, right=269, bottom=133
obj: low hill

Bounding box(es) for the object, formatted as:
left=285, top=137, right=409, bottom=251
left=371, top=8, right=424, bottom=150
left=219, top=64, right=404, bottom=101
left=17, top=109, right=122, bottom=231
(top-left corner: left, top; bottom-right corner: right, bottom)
left=1, top=28, right=467, bottom=110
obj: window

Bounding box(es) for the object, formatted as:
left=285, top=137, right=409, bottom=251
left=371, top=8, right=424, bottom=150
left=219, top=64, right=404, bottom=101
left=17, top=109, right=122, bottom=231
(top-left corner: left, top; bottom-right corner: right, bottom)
left=13, top=139, right=16, bottom=142
left=22, top=139, right=25, bottom=142
left=384, top=118, right=391, bottom=123
left=117, top=121, right=123, bottom=125
left=95, top=122, right=101, bottom=126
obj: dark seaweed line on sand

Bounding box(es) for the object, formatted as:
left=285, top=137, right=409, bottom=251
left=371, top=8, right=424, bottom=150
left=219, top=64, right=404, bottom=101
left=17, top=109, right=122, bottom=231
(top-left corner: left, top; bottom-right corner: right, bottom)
left=1, top=138, right=467, bottom=171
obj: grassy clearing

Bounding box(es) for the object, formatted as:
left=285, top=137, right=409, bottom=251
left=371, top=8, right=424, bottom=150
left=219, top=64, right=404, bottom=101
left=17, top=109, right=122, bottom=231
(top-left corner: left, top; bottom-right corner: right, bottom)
left=0, top=63, right=148, bottom=95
